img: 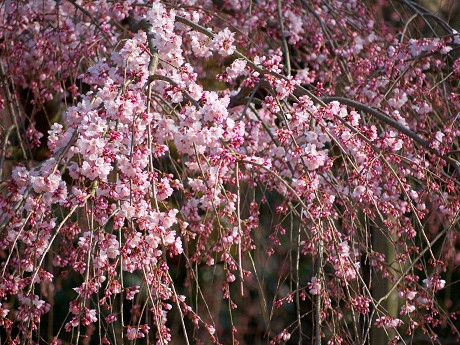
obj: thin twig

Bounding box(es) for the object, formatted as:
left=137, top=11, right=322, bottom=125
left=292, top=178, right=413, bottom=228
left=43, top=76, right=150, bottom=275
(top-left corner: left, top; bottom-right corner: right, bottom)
left=315, top=222, right=323, bottom=345
left=276, top=0, right=291, bottom=76
left=0, top=125, right=14, bottom=178
left=235, top=162, right=244, bottom=296
left=0, top=62, right=29, bottom=161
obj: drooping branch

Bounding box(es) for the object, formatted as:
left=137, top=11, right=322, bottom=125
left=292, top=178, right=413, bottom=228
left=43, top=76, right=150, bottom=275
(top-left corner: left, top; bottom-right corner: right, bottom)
left=229, top=76, right=460, bottom=178
left=322, top=97, right=460, bottom=177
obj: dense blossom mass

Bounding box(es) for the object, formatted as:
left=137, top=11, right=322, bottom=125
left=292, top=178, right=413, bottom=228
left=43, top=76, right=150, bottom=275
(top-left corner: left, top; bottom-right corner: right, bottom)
left=0, top=0, right=459, bottom=344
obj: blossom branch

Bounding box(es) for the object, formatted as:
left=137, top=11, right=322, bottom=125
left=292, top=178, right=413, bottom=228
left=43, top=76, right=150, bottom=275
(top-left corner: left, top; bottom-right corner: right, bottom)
left=322, top=96, right=460, bottom=177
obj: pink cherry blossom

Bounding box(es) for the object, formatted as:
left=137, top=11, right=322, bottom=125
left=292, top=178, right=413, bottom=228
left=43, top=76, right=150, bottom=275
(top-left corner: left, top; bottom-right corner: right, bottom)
left=1, top=1, right=459, bottom=344
left=308, top=277, right=321, bottom=295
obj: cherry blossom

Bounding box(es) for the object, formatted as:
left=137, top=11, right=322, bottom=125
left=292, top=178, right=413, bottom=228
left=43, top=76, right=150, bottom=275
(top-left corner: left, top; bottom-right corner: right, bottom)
left=308, top=276, right=321, bottom=295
